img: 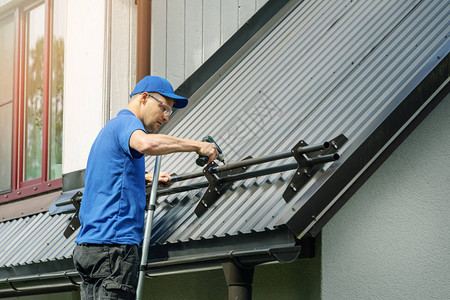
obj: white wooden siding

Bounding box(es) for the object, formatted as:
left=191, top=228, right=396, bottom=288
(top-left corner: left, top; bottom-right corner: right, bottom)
left=63, top=0, right=107, bottom=174
left=151, top=0, right=268, bottom=88
left=63, top=0, right=137, bottom=174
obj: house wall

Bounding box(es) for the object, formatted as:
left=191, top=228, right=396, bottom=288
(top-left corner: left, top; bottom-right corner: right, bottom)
left=63, top=0, right=108, bottom=174
left=63, top=0, right=137, bottom=175
left=4, top=290, right=79, bottom=300
left=322, top=93, right=450, bottom=299
left=109, top=0, right=137, bottom=119
left=150, top=0, right=269, bottom=88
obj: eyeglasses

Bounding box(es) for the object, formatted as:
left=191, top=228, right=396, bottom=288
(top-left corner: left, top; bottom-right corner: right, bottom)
left=146, top=94, right=173, bottom=117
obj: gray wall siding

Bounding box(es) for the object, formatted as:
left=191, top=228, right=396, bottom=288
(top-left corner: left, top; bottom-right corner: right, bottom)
left=322, top=93, right=450, bottom=299
left=151, top=0, right=268, bottom=88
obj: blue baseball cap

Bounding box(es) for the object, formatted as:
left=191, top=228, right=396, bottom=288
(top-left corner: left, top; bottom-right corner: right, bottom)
left=130, top=76, right=188, bottom=109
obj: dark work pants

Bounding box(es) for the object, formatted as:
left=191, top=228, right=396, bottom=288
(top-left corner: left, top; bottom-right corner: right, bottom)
left=73, top=243, right=139, bottom=300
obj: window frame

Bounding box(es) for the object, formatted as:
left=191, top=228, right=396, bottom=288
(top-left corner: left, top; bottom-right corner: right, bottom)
left=1, top=0, right=62, bottom=204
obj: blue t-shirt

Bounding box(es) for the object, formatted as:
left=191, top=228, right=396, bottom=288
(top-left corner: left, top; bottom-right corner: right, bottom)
left=75, top=109, right=147, bottom=245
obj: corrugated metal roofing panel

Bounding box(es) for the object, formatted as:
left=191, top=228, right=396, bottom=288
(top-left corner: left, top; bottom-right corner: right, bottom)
left=145, top=0, right=449, bottom=244
left=0, top=212, right=75, bottom=268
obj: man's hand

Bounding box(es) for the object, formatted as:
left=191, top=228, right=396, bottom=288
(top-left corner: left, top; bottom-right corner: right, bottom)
left=145, top=171, right=173, bottom=188
left=197, top=142, right=219, bottom=165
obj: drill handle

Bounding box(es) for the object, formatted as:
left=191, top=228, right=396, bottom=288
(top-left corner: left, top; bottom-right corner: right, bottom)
left=196, top=136, right=224, bottom=167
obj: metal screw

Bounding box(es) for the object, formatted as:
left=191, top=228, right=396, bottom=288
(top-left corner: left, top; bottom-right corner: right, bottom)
left=290, top=183, right=297, bottom=192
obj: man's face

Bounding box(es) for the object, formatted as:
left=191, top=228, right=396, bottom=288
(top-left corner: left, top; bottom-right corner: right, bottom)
left=142, top=93, right=174, bottom=133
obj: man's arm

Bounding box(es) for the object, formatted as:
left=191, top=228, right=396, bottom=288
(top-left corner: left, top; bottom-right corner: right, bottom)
left=130, top=130, right=218, bottom=163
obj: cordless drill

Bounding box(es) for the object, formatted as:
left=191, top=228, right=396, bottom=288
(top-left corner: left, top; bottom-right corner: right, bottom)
left=196, top=136, right=225, bottom=167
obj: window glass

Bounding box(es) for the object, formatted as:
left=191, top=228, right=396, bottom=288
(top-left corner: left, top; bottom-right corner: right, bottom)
left=24, top=4, right=45, bottom=181
left=0, top=103, right=13, bottom=191
left=49, top=0, right=65, bottom=180
left=0, top=14, right=14, bottom=105
left=0, top=14, right=15, bottom=191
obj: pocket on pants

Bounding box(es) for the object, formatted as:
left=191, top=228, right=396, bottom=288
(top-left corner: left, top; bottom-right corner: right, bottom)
left=103, top=280, right=136, bottom=299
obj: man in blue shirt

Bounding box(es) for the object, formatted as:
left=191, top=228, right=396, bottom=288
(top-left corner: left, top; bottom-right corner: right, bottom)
left=73, top=76, right=218, bottom=299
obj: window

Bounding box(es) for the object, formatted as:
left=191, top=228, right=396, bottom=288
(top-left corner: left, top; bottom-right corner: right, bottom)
left=0, top=13, right=15, bottom=193
left=0, top=0, right=65, bottom=203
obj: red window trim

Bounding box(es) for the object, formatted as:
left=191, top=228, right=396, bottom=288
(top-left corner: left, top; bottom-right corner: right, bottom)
left=1, top=0, right=62, bottom=204
left=0, top=178, right=62, bottom=204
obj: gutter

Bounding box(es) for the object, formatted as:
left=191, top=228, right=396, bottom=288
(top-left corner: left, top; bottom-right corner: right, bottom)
left=0, top=270, right=80, bottom=298
left=145, top=245, right=302, bottom=277
left=0, top=245, right=301, bottom=297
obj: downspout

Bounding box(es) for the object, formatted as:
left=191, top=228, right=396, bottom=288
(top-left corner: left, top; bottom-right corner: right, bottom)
left=223, top=261, right=254, bottom=300
left=136, top=0, right=152, bottom=82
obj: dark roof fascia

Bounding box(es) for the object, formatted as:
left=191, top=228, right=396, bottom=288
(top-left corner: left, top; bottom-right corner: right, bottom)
left=159, top=0, right=298, bottom=131
left=285, top=45, right=450, bottom=239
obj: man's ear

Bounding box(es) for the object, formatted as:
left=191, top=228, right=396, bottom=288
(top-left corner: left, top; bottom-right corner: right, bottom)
left=141, top=92, right=148, bottom=104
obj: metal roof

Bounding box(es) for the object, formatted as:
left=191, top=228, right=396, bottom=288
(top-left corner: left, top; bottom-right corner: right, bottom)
left=146, top=0, right=450, bottom=244
left=1, top=0, right=449, bottom=272
left=0, top=212, right=75, bottom=268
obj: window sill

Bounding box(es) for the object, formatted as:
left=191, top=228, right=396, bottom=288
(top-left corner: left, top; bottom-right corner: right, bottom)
left=0, top=178, right=62, bottom=204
